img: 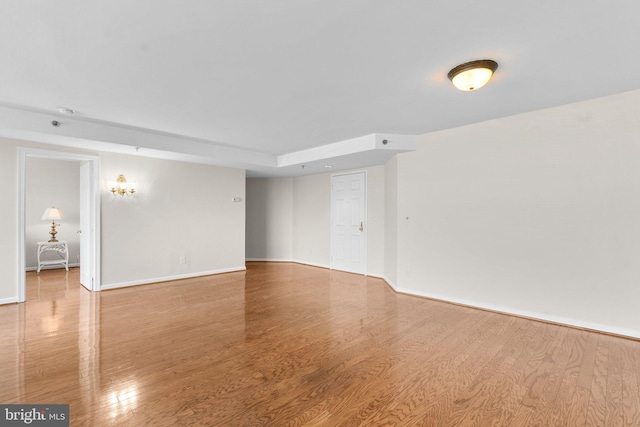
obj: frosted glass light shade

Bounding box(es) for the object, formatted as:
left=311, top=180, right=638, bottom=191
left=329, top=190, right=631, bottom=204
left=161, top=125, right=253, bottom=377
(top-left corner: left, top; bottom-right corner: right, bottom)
left=448, top=59, right=498, bottom=91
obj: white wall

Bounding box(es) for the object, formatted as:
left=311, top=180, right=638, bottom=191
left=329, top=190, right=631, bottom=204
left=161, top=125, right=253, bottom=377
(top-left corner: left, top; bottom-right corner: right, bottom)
left=0, top=143, right=18, bottom=301
left=247, top=166, right=386, bottom=275
left=395, top=90, right=640, bottom=337
left=100, top=152, right=246, bottom=287
left=0, top=139, right=246, bottom=302
left=245, top=177, right=293, bottom=261
left=292, top=173, right=331, bottom=267
left=364, top=166, right=385, bottom=277
left=384, top=156, right=398, bottom=286
left=292, top=167, right=386, bottom=273
left=25, top=158, right=80, bottom=269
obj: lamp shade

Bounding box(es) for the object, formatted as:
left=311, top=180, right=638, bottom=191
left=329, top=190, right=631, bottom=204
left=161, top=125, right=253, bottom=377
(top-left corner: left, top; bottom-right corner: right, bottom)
left=41, top=206, right=63, bottom=221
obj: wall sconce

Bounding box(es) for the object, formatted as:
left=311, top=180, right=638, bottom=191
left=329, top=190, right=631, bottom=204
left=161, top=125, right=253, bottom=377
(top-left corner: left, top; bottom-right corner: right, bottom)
left=110, top=175, right=136, bottom=196
left=41, top=206, right=63, bottom=242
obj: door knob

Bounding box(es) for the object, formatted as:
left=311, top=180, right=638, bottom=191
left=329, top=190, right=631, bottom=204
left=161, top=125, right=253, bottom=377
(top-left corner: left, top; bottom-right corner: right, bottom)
left=359, top=221, right=364, bottom=232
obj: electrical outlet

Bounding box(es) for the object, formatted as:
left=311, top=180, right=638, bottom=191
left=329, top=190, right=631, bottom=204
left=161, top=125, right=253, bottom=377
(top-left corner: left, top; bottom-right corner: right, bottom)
left=179, top=256, right=186, bottom=264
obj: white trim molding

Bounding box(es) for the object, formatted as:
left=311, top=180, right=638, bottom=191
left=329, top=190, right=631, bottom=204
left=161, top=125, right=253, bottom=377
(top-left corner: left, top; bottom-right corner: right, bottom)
left=290, top=259, right=331, bottom=270
left=381, top=276, right=398, bottom=291
left=100, top=266, right=247, bottom=291
left=0, top=297, right=19, bottom=305
left=392, top=286, right=640, bottom=340
left=26, top=263, right=80, bottom=272
left=249, top=258, right=383, bottom=275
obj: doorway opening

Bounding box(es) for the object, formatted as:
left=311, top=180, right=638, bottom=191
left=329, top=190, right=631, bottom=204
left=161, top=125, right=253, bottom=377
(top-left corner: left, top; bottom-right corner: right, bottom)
left=18, top=148, right=101, bottom=302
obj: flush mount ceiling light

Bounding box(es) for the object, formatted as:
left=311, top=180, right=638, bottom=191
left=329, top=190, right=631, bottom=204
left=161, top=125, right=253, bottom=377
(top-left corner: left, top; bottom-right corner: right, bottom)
left=447, top=59, right=498, bottom=91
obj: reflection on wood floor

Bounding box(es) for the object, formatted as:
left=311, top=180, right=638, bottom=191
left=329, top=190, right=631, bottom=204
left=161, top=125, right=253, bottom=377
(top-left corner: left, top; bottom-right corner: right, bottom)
left=1, top=262, right=639, bottom=425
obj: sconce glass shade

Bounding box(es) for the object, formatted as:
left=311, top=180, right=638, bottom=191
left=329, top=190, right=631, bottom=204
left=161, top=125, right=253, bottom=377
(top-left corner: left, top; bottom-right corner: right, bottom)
left=448, top=59, right=498, bottom=91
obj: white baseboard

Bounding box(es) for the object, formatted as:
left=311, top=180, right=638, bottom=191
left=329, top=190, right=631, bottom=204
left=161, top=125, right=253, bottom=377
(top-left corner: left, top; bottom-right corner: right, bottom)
left=393, top=286, right=640, bottom=340
left=260, top=263, right=640, bottom=338
left=25, top=263, right=80, bottom=272
left=290, top=259, right=331, bottom=270
left=381, top=276, right=398, bottom=290
left=248, top=258, right=385, bottom=277
left=0, top=297, right=18, bottom=305
left=101, top=266, right=247, bottom=291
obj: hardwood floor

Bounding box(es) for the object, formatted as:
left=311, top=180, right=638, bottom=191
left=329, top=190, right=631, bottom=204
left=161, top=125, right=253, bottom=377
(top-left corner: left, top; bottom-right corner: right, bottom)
left=1, top=262, right=639, bottom=426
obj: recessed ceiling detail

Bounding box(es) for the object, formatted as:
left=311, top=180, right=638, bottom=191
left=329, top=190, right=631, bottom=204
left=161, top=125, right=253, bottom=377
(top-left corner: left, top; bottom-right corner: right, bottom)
left=0, top=104, right=416, bottom=177
left=1, top=2, right=640, bottom=176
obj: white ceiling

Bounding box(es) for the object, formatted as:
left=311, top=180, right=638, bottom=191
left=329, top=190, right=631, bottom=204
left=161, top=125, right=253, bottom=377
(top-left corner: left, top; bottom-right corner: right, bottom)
left=2, top=1, right=640, bottom=176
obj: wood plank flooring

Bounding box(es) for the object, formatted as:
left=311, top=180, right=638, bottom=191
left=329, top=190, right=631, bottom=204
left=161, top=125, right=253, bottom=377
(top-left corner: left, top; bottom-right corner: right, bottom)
left=1, top=262, right=640, bottom=426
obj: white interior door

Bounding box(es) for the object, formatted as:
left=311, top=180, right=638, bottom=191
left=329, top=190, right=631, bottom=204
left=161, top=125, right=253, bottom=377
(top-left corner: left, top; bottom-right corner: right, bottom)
left=331, top=172, right=366, bottom=274
left=79, top=162, right=92, bottom=290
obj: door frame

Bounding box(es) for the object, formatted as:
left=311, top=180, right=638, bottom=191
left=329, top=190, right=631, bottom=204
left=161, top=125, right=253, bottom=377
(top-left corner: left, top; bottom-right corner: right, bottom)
left=17, top=147, right=101, bottom=301
left=330, top=170, right=367, bottom=274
